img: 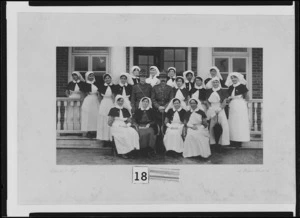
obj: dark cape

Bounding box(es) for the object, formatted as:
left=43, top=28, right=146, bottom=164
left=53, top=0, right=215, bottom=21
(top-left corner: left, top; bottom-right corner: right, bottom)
left=108, top=107, right=131, bottom=118
left=66, top=81, right=85, bottom=91
left=165, top=109, right=186, bottom=123
left=227, top=84, right=248, bottom=96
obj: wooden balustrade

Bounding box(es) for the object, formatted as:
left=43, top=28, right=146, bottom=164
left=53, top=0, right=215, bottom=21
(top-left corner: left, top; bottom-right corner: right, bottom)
left=56, top=98, right=263, bottom=138
left=56, top=97, right=84, bottom=135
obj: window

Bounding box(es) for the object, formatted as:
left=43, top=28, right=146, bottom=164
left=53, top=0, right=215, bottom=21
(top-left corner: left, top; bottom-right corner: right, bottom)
left=71, top=47, right=109, bottom=81
left=213, top=56, right=248, bottom=83
left=163, top=49, right=187, bottom=74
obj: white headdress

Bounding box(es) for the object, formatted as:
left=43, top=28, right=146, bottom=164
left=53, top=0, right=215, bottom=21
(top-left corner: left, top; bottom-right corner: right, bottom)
left=85, top=71, right=95, bottom=84
left=138, top=97, right=152, bottom=110
left=146, top=66, right=160, bottom=86
left=130, top=66, right=141, bottom=77
left=174, top=76, right=186, bottom=89
left=114, top=94, right=125, bottom=108
left=149, top=66, right=160, bottom=77
left=183, top=70, right=195, bottom=83
left=205, top=72, right=223, bottom=89
left=194, top=76, right=205, bottom=89
left=188, top=97, right=204, bottom=111
left=71, top=71, right=85, bottom=82
left=165, top=98, right=184, bottom=112
left=118, top=72, right=134, bottom=85
left=225, top=72, right=247, bottom=87
left=206, top=66, right=223, bottom=80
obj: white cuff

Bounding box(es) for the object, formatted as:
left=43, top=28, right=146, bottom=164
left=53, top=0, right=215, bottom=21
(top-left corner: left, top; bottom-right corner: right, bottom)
left=166, top=123, right=171, bottom=127
left=126, top=123, right=132, bottom=127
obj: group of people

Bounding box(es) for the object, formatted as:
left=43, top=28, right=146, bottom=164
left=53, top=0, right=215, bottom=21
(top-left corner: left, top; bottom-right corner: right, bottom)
left=65, top=65, right=250, bottom=160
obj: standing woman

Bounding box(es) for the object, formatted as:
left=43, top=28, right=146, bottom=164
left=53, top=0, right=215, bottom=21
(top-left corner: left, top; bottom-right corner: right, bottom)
left=132, top=97, right=157, bottom=158
left=96, top=73, right=115, bottom=144
left=130, top=66, right=141, bottom=85
left=65, top=71, right=85, bottom=99
left=113, top=73, right=134, bottom=114
left=183, top=70, right=195, bottom=96
left=206, top=77, right=230, bottom=150
left=166, top=67, right=177, bottom=87
left=108, top=95, right=140, bottom=159
left=172, top=76, right=189, bottom=110
left=163, top=98, right=186, bottom=157
left=191, top=76, right=207, bottom=111
left=183, top=98, right=211, bottom=159
left=81, top=71, right=100, bottom=138
left=204, top=66, right=226, bottom=89
left=225, top=72, right=250, bottom=148
left=146, top=66, right=160, bottom=87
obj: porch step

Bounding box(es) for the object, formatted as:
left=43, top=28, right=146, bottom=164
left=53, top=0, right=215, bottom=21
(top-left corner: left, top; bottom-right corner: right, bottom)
left=57, top=136, right=109, bottom=149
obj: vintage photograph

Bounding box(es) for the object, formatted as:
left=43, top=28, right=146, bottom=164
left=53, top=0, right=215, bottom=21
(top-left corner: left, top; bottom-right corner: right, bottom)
left=56, top=46, right=263, bottom=165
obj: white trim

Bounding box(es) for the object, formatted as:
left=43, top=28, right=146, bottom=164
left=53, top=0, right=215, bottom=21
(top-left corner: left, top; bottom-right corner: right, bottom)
left=187, top=47, right=192, bottom=70
left=68, top=47, right=72, bottom=82
left=129, top=47, right=134, bottom=71
left=248, top=48, right=253, bottom=99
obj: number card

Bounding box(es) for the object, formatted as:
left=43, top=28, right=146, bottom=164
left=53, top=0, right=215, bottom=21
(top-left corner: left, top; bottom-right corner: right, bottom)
left=133, top=167, right=149, bottom=184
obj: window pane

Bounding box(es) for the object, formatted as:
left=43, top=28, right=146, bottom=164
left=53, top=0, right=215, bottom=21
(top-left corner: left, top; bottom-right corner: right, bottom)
left=148, top=56, right=154, bottom=65
left=164, top=49, right=174, bottom=61
left=214, top=47, right=247, bottom=52
left=164, top=62, right=175, bottom=71
left=175, top=62, right=186, bottom=73
left=92, top=56, right=106, bottom=71
left=233, top=58, right=246, bottom=73
left=139, top=55, right=148, bottom=64
left=215, top=58, right=229, bottom=72
left=139, top=65, right=149, bottom=75
left=221, top=73, right=228, bottom=82
left=74, top=56, right=88, bottom=71
left=175, top=49, right=185, bottom=61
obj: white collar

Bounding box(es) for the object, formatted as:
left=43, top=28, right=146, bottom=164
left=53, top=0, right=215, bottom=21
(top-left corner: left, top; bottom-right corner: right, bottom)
left=173, top=107, right=182, bottom=112
left=104, top=82, right=113, bottom=86
left=73, top=80, right=80, bottom=83
left=141, top=107, right=150, bottom=111
left=115, top=105, right=123, bottom=110
left=86, top=80, right=95, bottom=84
left=119, top=82, right=128, bottom=87
left=194, top=84, right=203, bottom=89
left=212, top=87, right=221, bottom=92
left=233, top=82, right=241, bottom=87
left=176, top=85, right=185, bottom=90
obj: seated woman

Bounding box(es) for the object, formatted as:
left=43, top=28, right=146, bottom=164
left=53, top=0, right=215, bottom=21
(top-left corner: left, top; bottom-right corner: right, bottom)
left=183, top=98, right=211, bottom=159
left=108, top=95, right=140, bottom=159
left=132, top=97, right=158, bottom=158
left=163, top=98, right=186, bottom=157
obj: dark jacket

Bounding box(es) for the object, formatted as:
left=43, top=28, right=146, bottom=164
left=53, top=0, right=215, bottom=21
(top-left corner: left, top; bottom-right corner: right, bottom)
left=165, top=109, right=186, bottom=124
left=81, top=82, right=100, bottom=93
left=204, top=78, right=227, bottom=88
left=113, top=84, right=133, bottom=99
left=66, top=81, right=85, bottom=91
left=131, top=83, right=152, bottom=110
left=172, top=88, right=189, bottom=102
left=206, top=88, right=229, bottom=103
left=184, top=109, right=207, bottom=123
left=108, top=107, right=131, bottom=118
left=98, top=83, right=116, bottom=96
left=190, top=87, right=206, bottom=102
left=151, top=83, right=174, bottom=109
left=227, top=84, right=248, bottom=97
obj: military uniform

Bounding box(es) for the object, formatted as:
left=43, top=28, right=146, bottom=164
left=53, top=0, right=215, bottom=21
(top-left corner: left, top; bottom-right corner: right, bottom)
left=130, top=83, right=152, bottom=112
left=151, top=84, right=174, bottom=110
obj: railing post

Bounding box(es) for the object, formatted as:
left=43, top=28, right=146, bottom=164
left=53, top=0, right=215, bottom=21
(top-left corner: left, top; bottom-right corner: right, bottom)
left=74, top=100, right=81, bottom=130
left=260, top=102, right=263, bottom=139
left=253, top=102, right=258, bottom=132
left=63, top=101, right=67, bottom=130
left=67, top=101, right=74, bottom=130
left=57, top=101, right=61, bottom=130
left=247, top=101, right=253, bottom=131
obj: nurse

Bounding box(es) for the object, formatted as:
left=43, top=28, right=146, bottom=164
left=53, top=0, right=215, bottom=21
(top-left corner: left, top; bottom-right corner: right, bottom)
left=183, top=98, right=211, bottom=159
left=225, top=72, right=250, bottom=148
left=191, top=76, right=207, bottom=112
left=172, top=76, right=189, bottom=110
left=183, top=70, right=195, bottom=96
left=96, top=73, right=115, bottom=144
left=206, top=77, right=230, bottom=151
left=146, top=66, right=160, bottom=87
left=163, top=98, right=186, bottom=157
left=65, top=71, right=85, bottom=99
left=113, top=73, right=134, bottom=114
left=81, top=71, right=100, bottom=138
left=108, top=95, right=140, bottom=159
left=130, top=66, right=141, bottom=85
left=166, top=67, right=177, bottom=87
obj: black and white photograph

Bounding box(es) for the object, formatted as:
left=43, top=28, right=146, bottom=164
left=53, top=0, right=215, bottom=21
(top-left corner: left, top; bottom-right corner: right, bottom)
left=6, top=2, right=295, bottom=216
left=56, top=46, right=263, bottom=165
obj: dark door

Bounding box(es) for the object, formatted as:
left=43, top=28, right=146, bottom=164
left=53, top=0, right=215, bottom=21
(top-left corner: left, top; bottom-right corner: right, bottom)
left=134, top=48, right=162, bottom=76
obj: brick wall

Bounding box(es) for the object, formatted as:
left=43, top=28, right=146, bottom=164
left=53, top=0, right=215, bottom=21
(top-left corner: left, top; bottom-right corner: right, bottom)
left=191, top=47, right=198, bottom=73
left=56, top=47, right=69, bottom=97
left=126, top=47, right=130, bottom=73
left=252, top=48, right=263, bottom=99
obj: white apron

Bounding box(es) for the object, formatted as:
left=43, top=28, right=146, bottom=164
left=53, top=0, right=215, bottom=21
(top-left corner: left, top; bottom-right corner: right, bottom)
left=228, top=95, right=250, bottom=142
left=110, top=114, right=140, bottom=154
left=175, top=89, right=187, bottom=110
left=96, top=86, right=114, bottom=140
left=163, top=111, right=184, bottom=153
left=81, top=84, right=100, bottom=131
left=183, top=112, right=211, bottom=158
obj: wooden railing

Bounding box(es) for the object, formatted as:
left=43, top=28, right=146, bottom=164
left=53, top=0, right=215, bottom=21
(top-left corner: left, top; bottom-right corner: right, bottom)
left=56, top=97, right=263, bottom=139
left=57, top=97, right=83, bottom=134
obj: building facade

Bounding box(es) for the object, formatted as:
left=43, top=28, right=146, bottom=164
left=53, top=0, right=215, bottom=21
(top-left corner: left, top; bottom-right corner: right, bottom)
left=56, top=47, right=263, bottom=100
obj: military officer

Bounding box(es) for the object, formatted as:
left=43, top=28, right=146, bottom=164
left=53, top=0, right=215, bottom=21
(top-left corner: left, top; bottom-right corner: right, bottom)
left=130, top=70, right=152, bottom=113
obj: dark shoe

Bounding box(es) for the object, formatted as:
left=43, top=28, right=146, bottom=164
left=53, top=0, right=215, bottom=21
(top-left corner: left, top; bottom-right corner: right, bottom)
left=86, top=132, right=93, bottom=138
left=120, top=154, right=129, bottom=159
